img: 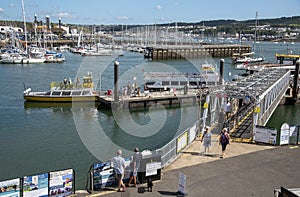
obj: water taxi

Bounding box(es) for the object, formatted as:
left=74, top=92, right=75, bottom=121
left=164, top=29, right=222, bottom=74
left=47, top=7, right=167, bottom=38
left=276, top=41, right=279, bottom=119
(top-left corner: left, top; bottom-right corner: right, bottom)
left=144, top=65, right=220, bottom=91
left=23, top=72, right=99, bottom=102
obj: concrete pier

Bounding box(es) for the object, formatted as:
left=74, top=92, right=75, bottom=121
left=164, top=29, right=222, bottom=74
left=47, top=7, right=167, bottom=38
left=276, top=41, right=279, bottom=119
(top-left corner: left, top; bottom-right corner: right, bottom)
left=98, top=91, right=203, bottom=109
left=145, top=44, right=252, bottom=60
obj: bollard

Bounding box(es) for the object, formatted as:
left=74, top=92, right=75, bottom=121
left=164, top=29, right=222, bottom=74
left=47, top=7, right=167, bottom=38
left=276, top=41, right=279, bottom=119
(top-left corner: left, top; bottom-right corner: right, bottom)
left=292, top=60, right=299, bottom=99
left=114, top=61, right=119, bottom=102
left=219, top=59, right=224, bottom=85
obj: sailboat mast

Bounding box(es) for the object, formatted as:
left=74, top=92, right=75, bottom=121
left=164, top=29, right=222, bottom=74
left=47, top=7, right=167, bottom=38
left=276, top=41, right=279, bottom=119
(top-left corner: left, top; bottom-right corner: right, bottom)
left=254, top=11, right=258, bottom=52
left=21, top=0, right=28, bottom=54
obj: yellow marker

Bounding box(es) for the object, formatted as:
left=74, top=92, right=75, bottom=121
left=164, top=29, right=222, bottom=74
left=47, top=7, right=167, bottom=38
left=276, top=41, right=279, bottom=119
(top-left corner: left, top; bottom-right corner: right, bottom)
left=254, top=107, right=260, bottom=113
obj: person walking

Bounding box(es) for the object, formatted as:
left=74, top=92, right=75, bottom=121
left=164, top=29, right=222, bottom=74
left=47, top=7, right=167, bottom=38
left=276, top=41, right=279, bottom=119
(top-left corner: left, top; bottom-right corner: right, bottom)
left=127, top=147, right=142, bottom=187
left=111, top=150, right=126, bottom=192
left=219, top=128, right=230, bottom=158
left=200, top=126, right=212, bottom=155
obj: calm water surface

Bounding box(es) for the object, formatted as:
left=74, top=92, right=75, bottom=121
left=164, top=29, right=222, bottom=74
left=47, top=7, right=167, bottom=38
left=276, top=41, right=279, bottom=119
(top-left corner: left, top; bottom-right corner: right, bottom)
left=0, top=42, right=299, bottom=189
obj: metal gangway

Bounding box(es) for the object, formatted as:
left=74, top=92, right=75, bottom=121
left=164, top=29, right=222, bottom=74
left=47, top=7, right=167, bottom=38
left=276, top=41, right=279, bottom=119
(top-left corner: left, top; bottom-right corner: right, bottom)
left=200, top=68, right=291, bottom=142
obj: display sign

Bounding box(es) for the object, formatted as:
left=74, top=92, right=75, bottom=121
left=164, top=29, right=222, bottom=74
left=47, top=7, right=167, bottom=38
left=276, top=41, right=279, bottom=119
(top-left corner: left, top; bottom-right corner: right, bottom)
left=178, top=173, right=186, bottom=195
left=23, top=173, right=48, bottom=197
left=0, top=178, right=20, bottom=197
left=123, top=157, right=132, bottom=180
left=145, top=162, right=161, bottom=177
left=93, top=161, right=114, bottom=190
left=280, top=123, right=290, bottom=145
left=49, top=169, right=73, bottom=197
left=176, top=131, right=188, bottom=153
left=254, top=125, right=277, bottom=145
left=189, top=125, right=197, bottom=144
left=93, top=157, right=132, bottom=190
left=290, top=126, right=297, bottom=137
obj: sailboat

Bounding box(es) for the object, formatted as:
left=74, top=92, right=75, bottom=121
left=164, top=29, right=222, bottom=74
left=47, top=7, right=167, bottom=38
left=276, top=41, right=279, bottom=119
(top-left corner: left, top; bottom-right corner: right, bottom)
left=2, top=0, right=46, bottom=64
left=232, top=12, right=264, bottom=65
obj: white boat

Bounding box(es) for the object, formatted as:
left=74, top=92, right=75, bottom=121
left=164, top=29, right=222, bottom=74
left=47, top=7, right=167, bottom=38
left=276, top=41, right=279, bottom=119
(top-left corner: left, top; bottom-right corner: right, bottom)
left=233, top=55, right=264, bottom=64
left=23, top=72, right=99, bottom=102
left=144, top=69, right=220, bottom=91
left=80, top=48, right=112, bottom=56
left=236, top=62, right=265, bottom=72
left=44, top=51, right=65, bottom=63
left=1, top=53, right=26, bottom=64
left=21, top=56, right=46, bottom=64
left=233, top=12, right=264, bottom=64
left=1, top=0, right=46, bottom=64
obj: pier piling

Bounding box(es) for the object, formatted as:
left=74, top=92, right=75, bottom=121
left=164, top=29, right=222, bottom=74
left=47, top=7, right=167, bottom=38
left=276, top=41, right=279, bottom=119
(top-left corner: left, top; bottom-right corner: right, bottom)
left=293, top=60, right=300, bottom=99
left=219, top=59, right=224, bottom=85
left=114, top=61, right=119, bottom=102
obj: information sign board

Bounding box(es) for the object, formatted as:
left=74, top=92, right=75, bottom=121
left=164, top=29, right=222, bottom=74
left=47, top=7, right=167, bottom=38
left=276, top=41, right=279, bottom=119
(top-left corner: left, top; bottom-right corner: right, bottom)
left=0, top=178, right=20, bottom=197
left=23, top=173, right=48, bottom=197
left=49, top=169, right=73, bottom=197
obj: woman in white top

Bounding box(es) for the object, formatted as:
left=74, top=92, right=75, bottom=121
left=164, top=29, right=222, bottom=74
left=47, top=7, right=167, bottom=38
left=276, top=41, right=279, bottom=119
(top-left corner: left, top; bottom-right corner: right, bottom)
left=201, top=126, right=212, bottom=155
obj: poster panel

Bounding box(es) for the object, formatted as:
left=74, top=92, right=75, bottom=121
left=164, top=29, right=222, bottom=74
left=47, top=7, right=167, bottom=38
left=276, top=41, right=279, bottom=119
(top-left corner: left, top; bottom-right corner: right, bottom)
left=176, top=131, right=188, bottom=153
left=254, top=125, right=277, bottom=145
left=145, top=162, right=161, bottom=177
left=189, top=124, right=197, bottom=144
left=93, top=157, right=132, bottom=190
left=0, top=178, right=20, bottom=197
left=280, top=123, right=290, bottom=145
left=178, top=173, right=186, bottom=194
left=49, top=169, right=73, bottom=197
left=23, top=173, right=48, bottom=197
left=290, top=126, right=297, bottom=137
left=93, top=161, right=114, bottom=190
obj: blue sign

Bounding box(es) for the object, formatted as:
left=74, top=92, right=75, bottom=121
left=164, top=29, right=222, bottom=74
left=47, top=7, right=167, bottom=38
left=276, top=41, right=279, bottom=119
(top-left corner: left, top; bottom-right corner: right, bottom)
left=23, top=173, right=48, bottom=197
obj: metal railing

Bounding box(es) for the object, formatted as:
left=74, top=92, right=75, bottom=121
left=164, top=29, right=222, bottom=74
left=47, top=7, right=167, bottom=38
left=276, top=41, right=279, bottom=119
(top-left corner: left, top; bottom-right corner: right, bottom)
left=155, top=119, right=201, bottom=168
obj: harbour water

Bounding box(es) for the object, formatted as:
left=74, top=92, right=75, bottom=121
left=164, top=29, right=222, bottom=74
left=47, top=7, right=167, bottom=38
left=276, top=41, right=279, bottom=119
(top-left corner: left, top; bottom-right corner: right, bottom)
left=0, top=41, right=299, bottom=189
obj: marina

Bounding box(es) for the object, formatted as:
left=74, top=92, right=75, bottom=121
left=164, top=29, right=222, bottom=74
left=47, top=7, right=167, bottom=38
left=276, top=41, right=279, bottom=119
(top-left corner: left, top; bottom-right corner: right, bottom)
left=0, top=41, right=300, bottom=191
left=1, top=1, right=300, bottom=195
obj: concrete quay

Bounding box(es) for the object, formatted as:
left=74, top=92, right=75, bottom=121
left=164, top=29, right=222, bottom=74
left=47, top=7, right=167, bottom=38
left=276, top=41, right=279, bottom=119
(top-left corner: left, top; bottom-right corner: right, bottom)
left=74, top=135, right=300, bottom=196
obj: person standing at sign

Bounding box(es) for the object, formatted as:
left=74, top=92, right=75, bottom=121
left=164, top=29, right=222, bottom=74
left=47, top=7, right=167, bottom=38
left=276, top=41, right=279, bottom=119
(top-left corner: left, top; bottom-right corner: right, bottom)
left=127, top=147, right=142, bottom=187
left=111, top=150, right=126, bottom=192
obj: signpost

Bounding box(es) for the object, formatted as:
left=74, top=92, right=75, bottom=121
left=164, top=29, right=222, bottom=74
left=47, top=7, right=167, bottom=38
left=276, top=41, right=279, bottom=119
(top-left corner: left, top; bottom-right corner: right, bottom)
left=280, top=123, right=290, bottom=145
left=178, top=173, right=187, bottom=196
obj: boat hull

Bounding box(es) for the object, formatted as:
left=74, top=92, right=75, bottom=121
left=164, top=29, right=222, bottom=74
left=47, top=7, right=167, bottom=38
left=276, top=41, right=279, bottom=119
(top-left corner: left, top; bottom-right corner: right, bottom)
left=24, top=95, right=99, bottom=102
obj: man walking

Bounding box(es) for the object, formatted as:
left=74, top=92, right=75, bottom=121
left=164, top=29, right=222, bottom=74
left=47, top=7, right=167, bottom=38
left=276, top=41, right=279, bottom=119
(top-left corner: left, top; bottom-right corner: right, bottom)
left=111, top=150, right=126, bottom=192
left=127, top=147, right=142, bottom=187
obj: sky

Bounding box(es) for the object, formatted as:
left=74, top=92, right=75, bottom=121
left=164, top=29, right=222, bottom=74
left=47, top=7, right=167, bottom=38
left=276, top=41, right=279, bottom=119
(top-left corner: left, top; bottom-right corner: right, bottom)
left=0, top=0, right=299, bottom=25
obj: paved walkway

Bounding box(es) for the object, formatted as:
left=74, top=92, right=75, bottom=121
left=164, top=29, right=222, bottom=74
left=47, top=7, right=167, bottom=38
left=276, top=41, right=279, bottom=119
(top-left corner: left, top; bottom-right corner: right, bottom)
left=74, top=136, right=300, bottom=196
